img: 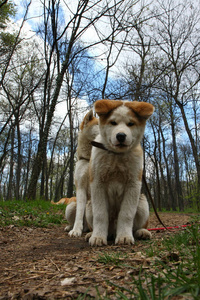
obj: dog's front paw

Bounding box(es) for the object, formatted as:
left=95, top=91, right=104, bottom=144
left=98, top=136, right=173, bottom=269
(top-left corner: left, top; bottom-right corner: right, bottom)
left=115, top=235, right=134, bottom=245
left=68, top=228, right=82, bottom=237
left=134, top=229, right=152, bottom=240
left=89, top=235, right=107, bottom=246
left=64, top=224, right=72, bottom=232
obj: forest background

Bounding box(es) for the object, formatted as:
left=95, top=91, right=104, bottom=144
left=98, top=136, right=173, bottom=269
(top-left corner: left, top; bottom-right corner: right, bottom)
left=0, top=0, right=199, bottom=212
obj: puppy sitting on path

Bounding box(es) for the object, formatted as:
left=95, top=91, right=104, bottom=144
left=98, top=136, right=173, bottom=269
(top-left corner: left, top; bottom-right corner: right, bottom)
left=65, top=109, right=98, bottom=235
left=88, top=99, right=154, bottom=246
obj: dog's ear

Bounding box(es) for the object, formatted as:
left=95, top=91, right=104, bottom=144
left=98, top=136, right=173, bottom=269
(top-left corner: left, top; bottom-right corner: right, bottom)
left=85, top=109, right=94, bottom=122
left=94, top=99, right=123, bottom=116
left=80, top=109, right=94, bottom=130
left=125, top=101, right=154, bottom=119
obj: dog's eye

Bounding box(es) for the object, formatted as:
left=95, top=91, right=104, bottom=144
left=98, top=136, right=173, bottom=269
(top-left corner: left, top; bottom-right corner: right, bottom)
left=127, top=122, right=134, bottom=127
left=110, top=121, right=117, bottom=125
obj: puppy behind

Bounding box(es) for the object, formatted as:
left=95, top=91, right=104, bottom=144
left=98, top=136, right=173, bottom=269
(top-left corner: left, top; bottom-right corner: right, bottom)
left=65, top=109, right=98, bottom=236
left=65, top=200, right=93, bottom=233
left=89, top=99, right=154, bottom=246
left=51, top=197, right=76, bottom=205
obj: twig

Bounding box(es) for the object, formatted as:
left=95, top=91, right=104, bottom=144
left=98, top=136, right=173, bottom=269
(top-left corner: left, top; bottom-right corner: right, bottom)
left=50, top=258, right=61, bottom=272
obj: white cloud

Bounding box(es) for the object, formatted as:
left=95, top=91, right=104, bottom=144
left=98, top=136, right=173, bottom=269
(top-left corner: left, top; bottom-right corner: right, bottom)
left=12, top=0, right=122, bottom=74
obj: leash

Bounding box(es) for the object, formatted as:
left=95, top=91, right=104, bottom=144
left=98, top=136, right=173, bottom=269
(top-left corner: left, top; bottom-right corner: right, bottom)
left=91, top=140, right=168, bottom=230
left=148, top=224, right=191, bottom=231
left=142, top=174, right=168, bottom=230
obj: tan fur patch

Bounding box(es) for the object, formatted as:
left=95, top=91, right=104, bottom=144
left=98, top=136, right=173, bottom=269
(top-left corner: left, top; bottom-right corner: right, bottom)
left=125, top=101, right=154, bottom=119
left=98, top=115, right=110, bottom=126
left=86, top=221, right=93, bottom=232
left=51, top=197, right=76, bottom=205
left=80, top=115, right=98, bottom=130
left=95, top=99, right=123, bottom=116
left=79, top=116, right=86, bottom=131
left=89, top=162, right=94, bottom=183
left=143, top=219, right=149, bottom=229
left=90, top=117, right=98, bottom=126
left=133, top=144, right=143, bottom=156
left=138, top=169, right=143, bottom=182
left=127, top=110, right=146, bottom=126
left=68, top=197, right=76, bottom=204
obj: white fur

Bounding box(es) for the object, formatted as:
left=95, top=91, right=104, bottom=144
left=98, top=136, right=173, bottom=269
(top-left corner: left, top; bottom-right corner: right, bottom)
left=101, top=106, right=145, bottom=151
left=89, top=101, right=153, bottom=246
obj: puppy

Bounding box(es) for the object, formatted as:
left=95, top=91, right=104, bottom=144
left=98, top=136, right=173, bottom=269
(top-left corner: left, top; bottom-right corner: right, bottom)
left=66, top=109, right=98, bottom=236
left=89, top=99, right=154, bottom=246
left=65, top=200, right=93, bottom=233
left=51, top=197, right=76, bottom=205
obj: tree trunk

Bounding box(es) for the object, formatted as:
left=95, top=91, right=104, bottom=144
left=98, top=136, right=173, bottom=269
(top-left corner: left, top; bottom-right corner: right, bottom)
left=23, top=130, right=32, bottom=200
left=152, top=126, right=161, bottom=210
left=15, top=114, right=21, bottom=200
left=67, top=98, right=74, bottom=198
left=160, top=127, right=176, bottom=210
left=27, top=58, right=71, bottom=199
left=6, top=125, right=14, bottom=200
left=170, top=105, right=184, bottom=211
left=54, top=157, right=70, bottom=201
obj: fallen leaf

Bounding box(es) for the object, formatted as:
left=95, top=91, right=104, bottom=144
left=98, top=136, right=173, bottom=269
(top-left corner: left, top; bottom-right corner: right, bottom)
left=12, top=216, right=20, bottom=221
left=61, top=277, right=76, bottom=286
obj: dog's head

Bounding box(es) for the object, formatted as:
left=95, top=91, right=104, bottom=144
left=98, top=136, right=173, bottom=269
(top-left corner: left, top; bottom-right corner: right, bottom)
left=94, top=99, right=154, bottom=153
left=80, top=109, right=99, bottom=141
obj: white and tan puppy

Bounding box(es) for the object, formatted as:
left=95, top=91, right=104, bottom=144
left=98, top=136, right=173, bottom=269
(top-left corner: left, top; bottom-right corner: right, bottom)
left=66, top=109, right=98, bottom=236
left=51, top=197, right=76, bottom=205
left=89, top=99, right=154, bottom=246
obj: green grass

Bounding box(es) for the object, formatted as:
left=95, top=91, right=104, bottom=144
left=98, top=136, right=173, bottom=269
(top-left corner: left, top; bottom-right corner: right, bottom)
left=109, top=222, right=200, bottom=299
left=0, top=199, right=66, bottom=227
left=97, top=251, right=127, bottom=266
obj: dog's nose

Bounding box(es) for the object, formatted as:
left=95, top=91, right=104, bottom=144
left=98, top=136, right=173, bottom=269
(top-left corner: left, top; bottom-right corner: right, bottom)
left=116, top=132, right=126, bottom=143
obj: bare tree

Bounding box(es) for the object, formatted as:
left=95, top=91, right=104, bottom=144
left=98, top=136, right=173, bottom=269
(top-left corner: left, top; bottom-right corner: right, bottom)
left=27, top=0, right=146, bottom=199
left=152, top=0, right=200, bottom=208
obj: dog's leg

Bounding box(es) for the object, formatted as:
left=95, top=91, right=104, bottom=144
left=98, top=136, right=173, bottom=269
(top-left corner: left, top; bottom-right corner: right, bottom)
left=89, top=186, right=108, bottom=246
left=64, top=202, right=76, bottom=232
left=115, top=186, right=141, bottom=245
left=133, top=194, right=152, bottom=240
left=85, top=200, right=93, bottom=231
left=68, top=189, right=87, bottom=237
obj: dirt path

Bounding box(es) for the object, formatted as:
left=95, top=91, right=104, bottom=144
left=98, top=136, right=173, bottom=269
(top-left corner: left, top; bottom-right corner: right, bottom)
left=0, top=213, right=193, bottom=299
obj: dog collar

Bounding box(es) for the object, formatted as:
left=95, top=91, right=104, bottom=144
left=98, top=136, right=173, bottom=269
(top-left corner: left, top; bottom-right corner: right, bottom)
left=91, top=140, right=126, bottom=155
left=91, top=141, right=108, bottom=151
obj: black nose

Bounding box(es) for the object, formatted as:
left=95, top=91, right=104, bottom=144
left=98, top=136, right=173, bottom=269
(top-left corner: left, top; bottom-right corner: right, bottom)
left=116, top=133, right=126, bottom=143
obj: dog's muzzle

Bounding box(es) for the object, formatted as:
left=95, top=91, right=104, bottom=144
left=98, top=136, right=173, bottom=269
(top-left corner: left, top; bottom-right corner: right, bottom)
left=116, top=132, right=126, bottom=144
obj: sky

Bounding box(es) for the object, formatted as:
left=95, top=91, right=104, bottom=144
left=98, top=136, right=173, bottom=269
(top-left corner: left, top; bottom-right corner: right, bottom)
left=12, top=0, right=107, bottom=59
left=5, top=1, right=101, bottom=134
left=11, top=0, right=136, bottom=77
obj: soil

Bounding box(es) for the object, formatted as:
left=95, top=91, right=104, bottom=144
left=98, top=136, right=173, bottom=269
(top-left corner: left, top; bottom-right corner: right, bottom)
left=0, top=213, right=194, bottom=299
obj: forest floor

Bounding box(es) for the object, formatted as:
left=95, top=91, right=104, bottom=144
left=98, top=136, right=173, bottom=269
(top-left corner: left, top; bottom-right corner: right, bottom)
left=0, top=212, right=197, bottom=300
